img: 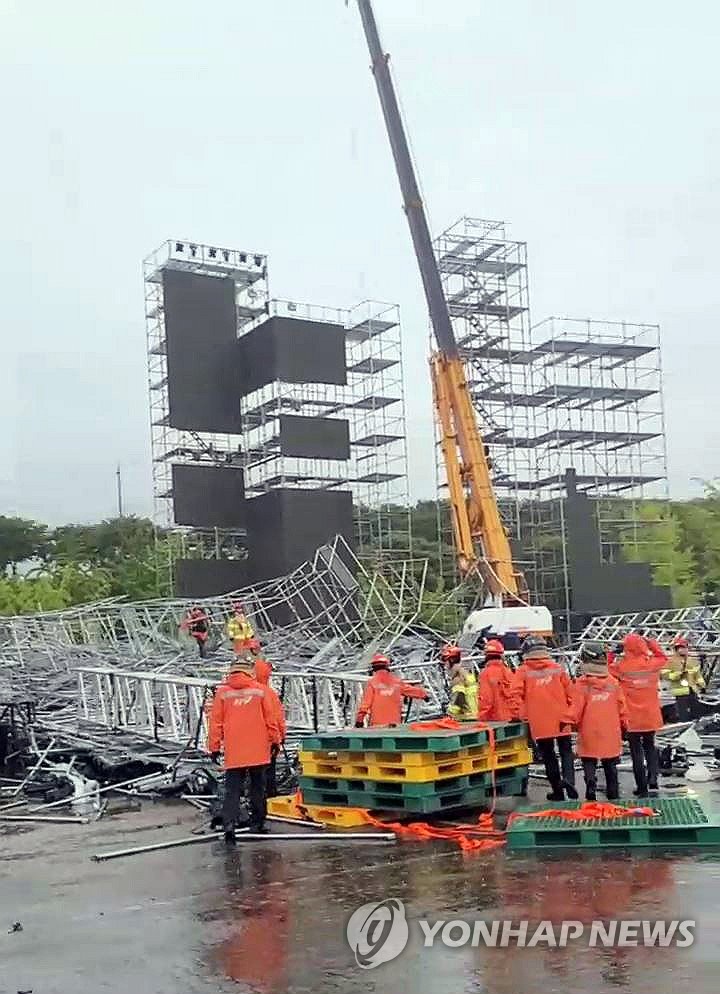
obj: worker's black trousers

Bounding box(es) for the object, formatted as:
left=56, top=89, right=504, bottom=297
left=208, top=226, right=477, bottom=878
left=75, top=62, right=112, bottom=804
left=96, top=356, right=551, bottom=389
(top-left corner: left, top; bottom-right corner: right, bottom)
left=224, top=765, right=267, bottom=830
left=627, top=731, right=659, bottom=794
left=581, top=757, right=620, bottom=800
left=536, top=736, right=575, bottom=792
left=265, top=754, right=278, bottom=798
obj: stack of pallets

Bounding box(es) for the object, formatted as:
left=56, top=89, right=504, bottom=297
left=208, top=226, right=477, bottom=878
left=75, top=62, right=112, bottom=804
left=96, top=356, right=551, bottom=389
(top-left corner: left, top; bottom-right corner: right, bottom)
left=296, top=720, right=531, bottom=818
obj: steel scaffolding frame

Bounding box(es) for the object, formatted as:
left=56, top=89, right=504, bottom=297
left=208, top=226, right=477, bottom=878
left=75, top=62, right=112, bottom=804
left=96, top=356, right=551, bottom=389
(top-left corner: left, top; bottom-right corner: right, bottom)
left=144, top=239, right=268, bottom=562
left=433, top=217, right=669, bottom=614
left=240, top=297, right=411, bottom=557
left=0, top=539, right=429, bottom=672
left=580, top=604, right=720, bottom=654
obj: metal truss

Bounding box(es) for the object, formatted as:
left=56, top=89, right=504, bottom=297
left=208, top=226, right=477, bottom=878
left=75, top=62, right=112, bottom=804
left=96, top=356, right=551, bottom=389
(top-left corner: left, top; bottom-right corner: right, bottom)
left=75, top=662, right=447, bottom=746
left=580, top=604, right=720, bottom=652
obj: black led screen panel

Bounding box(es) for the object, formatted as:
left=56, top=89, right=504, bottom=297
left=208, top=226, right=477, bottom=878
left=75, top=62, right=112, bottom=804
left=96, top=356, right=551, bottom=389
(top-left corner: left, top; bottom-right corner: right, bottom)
left=175, top=559, right=248, bottom=598
left=162, top=268, right=241, bottom=432
left=238, top=316, right=347, bottom=397
left=246, top=488, right=354, bottom=583
left=279, top=415, right=350, bottom=460
left=565, top=491, right=671, bottom=614
left=171, top=464, right=246, bottom=528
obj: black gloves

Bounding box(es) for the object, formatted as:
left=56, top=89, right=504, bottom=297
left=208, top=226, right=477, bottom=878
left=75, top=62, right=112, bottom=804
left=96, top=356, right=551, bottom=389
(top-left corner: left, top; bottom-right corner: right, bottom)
left=270, top=744, right=280, bottom=760
left=354, top=719, right=365, bottom=728
left=210, top=751, right=222, bottom=765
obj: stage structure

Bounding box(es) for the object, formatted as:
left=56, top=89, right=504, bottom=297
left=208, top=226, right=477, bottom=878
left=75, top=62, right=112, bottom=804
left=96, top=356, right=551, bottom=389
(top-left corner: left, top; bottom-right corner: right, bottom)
left=145, top=240, right=411, bottom=594
left=434, top=217, right=670, bottom=626
left=239, top=298, right=410, bottom=570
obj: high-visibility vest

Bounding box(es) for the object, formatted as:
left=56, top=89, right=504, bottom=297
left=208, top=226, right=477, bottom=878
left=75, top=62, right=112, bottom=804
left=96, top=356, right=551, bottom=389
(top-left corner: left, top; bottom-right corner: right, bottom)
left=663, top=654, right=705, bottom=697
left=448, top=670, right=478, bottom=721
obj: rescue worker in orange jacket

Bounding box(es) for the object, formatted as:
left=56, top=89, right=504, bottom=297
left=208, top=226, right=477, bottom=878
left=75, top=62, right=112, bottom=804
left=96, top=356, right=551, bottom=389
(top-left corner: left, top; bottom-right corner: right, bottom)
left=180, top=605, right=210, bottom=658
left=478, top=640, right=518, bottom=722
left=208, top=655, right=280, bottom=841
left=609, top=632, right=666, bottom=795
left=572, top=642, right=628, bottom=801
left=513, top=635, right=577, bottom=800
left=254, top=655, right=286, bottom=798
left=355, top=653, right=428, bottom=727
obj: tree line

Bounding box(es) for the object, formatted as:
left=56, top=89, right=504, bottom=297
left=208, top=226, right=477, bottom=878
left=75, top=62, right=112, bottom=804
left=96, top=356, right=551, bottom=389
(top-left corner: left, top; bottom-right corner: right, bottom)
left=1, top=482, right=719, bottom=615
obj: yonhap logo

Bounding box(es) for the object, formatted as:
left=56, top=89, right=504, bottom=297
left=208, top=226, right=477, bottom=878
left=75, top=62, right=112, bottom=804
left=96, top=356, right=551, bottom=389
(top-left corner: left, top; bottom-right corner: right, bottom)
left=346, top=899, right=409, bottom=969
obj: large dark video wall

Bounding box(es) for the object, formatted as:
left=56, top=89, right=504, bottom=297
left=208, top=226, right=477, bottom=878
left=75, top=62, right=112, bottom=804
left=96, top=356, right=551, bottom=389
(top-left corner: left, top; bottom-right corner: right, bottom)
left=279, top=415, right=350, bottom=460
left=237, top=316, right=347, bottom=395
left=175, top=559, right=248, bottom=598
left=171, top=464, right=245, bottom=529
left=163, top=269, right=241, bottom=433
left=246, top=488, right=354, bottom=583
left=162, top=269, right=355, bottom=598
left=565, top=489, right=672, bottom=616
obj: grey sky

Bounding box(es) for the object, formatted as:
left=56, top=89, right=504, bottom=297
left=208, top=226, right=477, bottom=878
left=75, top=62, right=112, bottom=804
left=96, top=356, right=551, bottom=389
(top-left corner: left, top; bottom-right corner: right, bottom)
left=1, top=0, right=718, bottom=525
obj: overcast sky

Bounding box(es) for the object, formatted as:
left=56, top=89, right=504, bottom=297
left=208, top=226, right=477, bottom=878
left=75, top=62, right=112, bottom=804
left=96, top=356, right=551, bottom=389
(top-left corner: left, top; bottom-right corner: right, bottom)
left=1, top=0, right=718, bottom=525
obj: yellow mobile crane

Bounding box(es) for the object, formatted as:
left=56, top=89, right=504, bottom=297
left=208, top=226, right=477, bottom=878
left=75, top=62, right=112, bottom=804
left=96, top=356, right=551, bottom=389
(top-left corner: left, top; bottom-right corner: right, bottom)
left=355, top=1, right=552, bottom=635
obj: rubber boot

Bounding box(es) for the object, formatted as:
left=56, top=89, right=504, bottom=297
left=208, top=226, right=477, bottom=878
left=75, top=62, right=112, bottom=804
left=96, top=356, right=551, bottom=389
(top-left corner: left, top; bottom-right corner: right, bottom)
left=224, top=829, right=236, bottom=845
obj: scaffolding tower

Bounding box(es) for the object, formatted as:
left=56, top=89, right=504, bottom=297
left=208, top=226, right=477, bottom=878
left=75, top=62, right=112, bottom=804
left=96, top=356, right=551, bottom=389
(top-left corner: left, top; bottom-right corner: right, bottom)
left=433, top=217, right=669, bottom=616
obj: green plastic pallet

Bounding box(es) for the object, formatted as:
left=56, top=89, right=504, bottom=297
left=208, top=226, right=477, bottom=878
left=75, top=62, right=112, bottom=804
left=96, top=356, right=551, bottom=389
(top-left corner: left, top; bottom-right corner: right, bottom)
left=298, top=763, right=525, bottom=798
left=301, top=720, right=527, bottom=754
left=300, top=772, right=527, bottom=814
left=507, top=797, right=720, bottom=850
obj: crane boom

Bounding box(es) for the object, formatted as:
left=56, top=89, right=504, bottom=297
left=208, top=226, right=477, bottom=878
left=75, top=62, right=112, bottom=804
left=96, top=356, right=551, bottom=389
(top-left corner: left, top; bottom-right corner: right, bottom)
left=355, top=0, right=521, bottom=601
left=356, top=0, right=458, bottom=359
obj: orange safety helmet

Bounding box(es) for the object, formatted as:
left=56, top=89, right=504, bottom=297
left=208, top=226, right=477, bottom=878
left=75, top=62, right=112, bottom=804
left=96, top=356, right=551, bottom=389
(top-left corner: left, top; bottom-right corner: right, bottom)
left=440, top=644, right=462, bottom=663
left=370, top=652, right=391, bottom=670
left=484, top=639, right=505, bottom=658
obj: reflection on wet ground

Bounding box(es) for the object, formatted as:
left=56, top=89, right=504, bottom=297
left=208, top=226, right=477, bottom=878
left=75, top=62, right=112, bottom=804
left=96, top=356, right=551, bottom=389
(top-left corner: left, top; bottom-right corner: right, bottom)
left=2, top=785, right=719, bottom=994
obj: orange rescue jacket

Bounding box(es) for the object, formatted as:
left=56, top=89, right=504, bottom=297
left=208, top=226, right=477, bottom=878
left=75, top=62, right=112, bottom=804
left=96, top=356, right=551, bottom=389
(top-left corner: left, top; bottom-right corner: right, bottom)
left=208, top=670, right=280, bottom=769
left=513, top=656, right=574, bottom=740
left=609, top=634, right=666, bottom=733
left=478, top=658, right=518, bottom=721
left=356, top=670, right=428, bottom=727
left=572, top=674, right=628, bottom=759
left=254, top=658, right=287, bottom=743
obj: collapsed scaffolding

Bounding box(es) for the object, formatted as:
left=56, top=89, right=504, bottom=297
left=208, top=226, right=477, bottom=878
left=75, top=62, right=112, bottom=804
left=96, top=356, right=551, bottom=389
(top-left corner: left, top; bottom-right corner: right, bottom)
left=0, top=539, right=461, bottom=767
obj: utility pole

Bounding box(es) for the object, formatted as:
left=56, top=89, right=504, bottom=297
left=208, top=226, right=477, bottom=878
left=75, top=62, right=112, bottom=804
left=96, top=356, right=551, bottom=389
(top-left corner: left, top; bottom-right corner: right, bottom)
left=116, top=464, right=124, bottom=517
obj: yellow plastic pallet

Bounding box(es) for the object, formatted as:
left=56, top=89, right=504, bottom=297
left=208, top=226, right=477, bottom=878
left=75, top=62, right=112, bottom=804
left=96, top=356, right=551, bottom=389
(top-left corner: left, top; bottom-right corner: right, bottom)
left=299, top=735, right=528, bottom=771
left=267, top=793, right=372, bottom=828
left=303, top=804, right=373, bottom=828
left=299, top=745, right=532, bottom=783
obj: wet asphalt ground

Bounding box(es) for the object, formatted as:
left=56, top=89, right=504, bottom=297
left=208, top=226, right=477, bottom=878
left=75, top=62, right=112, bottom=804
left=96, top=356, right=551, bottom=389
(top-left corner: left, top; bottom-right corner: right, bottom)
left=2, top=782, right=720, bottom=994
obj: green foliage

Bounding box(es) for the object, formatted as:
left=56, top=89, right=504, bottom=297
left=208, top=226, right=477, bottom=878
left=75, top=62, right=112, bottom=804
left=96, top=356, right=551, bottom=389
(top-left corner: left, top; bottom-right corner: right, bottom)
left=619, top=501, right=700, bottom=608
left=0, top=516, right=50, bottom=574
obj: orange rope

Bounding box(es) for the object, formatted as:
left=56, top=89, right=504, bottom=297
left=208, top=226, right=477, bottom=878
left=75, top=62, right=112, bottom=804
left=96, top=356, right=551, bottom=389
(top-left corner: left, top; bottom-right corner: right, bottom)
left=506, top=801, right=657, bottom=827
